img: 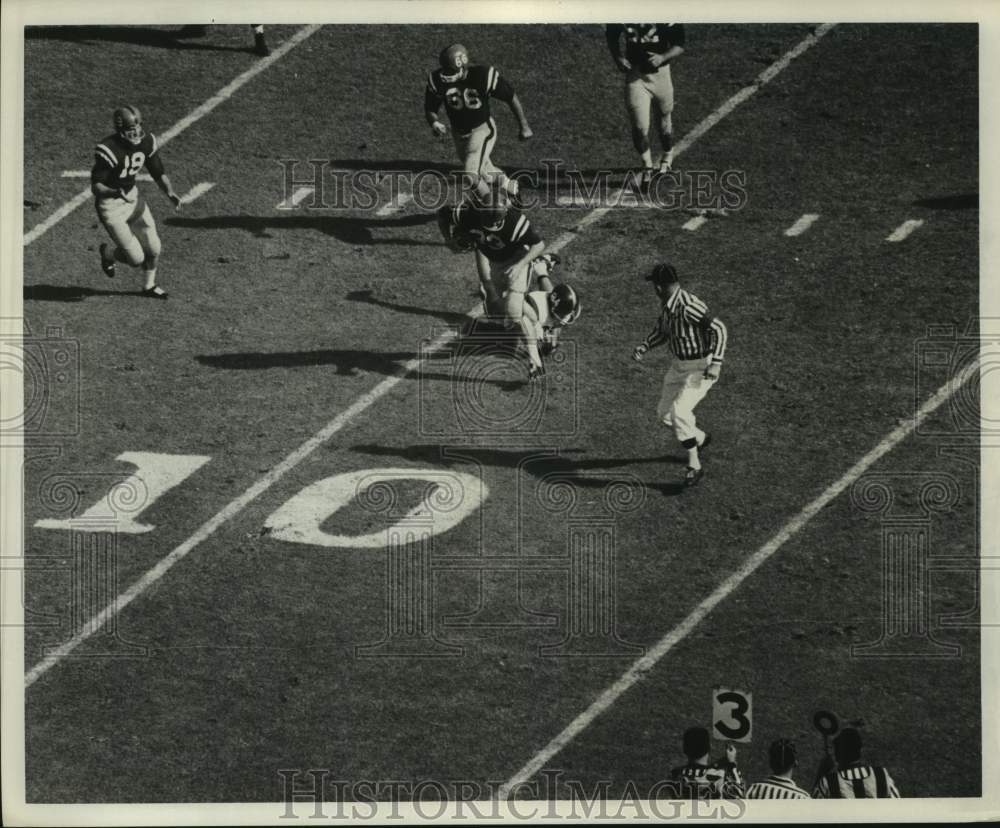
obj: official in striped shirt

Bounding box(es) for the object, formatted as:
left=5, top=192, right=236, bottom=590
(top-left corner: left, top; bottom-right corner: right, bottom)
left=812, top=728, right=901, bottom=799
left=632, top=263, right=727, bottom=487
left=668, top=727, right=745, bottom=799
left=746, top=739, right=811, bottom=800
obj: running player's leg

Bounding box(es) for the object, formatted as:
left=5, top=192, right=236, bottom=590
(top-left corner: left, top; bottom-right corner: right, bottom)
left=131, top=204, right=165, bottom=294
left=653, top=69, right=676, bottom=171
left=625, top=74, right=655, bottom=172
left=98, top=199, right=145, bottom=273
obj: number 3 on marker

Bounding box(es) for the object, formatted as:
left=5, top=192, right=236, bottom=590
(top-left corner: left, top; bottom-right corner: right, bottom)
left=712, top=687, right=753, bottom=743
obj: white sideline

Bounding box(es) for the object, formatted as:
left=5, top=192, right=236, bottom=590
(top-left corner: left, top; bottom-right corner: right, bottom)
left=498, top=361, right=975, bottom=797
left=23, top=24, right=322, bottom=247
left=179, top=182, right=215, bottom=205
left=276, top=186, right=315, bottom=210
left=682, top=215, right=708, bottom=232
left=25, top=23, right=838, bottom=688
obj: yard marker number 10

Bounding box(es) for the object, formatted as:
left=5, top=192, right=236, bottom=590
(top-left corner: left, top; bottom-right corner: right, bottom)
left=34, top=452, right=486, bottom=545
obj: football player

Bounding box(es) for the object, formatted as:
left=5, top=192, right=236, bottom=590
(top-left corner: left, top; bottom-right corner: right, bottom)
left=522, top=255, right=582, bottom=364
left=605, top=24, right=686, bottom=185
left=91, top=106, right=181, bottom=299
left=425, top=43, right=532, bottom=202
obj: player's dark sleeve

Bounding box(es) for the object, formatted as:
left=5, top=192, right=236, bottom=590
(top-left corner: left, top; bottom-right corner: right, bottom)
left=662, top=23, right=686, bottom=47
left=492, top=72, right=515, bottom=104
left=605, top=24, right=624, bottom=56
left=424, top=86, right=442, bottom=113
left=145, top=151, right=165, bottom=179
left=90, top=162, right=116, bottom=187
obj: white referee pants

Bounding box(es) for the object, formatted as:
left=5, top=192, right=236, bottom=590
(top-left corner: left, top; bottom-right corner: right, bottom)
left=656, top=356, right=716, bottom=444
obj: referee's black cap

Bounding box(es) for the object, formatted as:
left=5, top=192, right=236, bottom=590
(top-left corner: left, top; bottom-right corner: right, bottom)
left=682, top=726, right=711, bottom=759
left=768, top=738, right=798, bottom=773
left=647, top=263, right=680, bottom=287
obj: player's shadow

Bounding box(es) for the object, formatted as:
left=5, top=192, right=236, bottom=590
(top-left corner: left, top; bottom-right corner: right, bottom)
left=353, top=443, right=689, bottom=497
left=912, top=193, right=978, bottom=210
left=166, top=212, right=439, bottom=246
left=346, top=289, right=471, bottom=326
left=24, top=25, right=252, bottom=53
left=23, top=285, right=138, bottom=303
left=195, top=348, right=522, bottom=389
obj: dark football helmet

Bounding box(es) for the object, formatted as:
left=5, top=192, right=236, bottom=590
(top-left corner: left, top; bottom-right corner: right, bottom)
left=439, top=43, right=470, bottom=82
left=113, top=105, right=145, bottom=146
left=549, top=283, right=581, bottom=326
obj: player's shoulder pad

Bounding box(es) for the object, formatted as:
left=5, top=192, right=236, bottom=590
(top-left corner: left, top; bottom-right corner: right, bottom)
left=94, top=135, right=120, bottom=167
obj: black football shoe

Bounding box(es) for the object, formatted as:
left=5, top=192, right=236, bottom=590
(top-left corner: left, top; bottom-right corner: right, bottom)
left=684, top=466, right=704, bottom=488
left=141, top=285, right=169, bottom=300
left=99, top=243, right=116, bottom=278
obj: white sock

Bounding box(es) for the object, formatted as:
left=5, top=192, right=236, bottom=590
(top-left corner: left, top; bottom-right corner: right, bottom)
left=143, top=269, right=157, bottom=290
left=687, top=447, right=701, bottom=470
left=640, top=149, right=653, bottom=168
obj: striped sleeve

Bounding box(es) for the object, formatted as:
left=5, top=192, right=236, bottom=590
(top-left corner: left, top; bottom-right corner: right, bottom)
left=709, top=317, right=727, bottom=363
left=884, top=770, right=901, bottom=798
left=426, top=71, right=439, bottom=96
left=487, top=66, right=499, bottom=92
left=642, top=310, right=669, bottom=350
left=510, top=213, right=530, bottom=242
left=148, top=133, right=159, bottom=156
left=94, top=142, right=117, bottom=169
left=682, top=293, right=709, bottom=324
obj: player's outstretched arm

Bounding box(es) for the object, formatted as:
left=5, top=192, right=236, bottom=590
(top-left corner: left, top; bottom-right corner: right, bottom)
left=153, top=173, right=181, bottom=209
left=507, top=93, right=533, bottom=139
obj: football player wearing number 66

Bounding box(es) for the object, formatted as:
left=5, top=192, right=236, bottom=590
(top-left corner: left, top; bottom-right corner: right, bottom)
left=91, top=106, right=181, bottom=299
left=424, top=44, right=532, bottom=204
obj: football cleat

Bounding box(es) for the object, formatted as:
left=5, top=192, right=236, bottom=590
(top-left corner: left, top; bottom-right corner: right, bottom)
left=659, top=149, right=674, bottom=173
left=439, top=43, right=470, bottom=82
left=99, top=243, right=116, bottom=278
left=549, top=283, right=581, bottom=326
left=684, top=466, right=704, bottom=488
left=113, top=105, right=145, bottom=145
left=142, top=285, right=169, bottom=300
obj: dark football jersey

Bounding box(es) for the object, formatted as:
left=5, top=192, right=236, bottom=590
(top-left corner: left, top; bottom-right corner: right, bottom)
left=93, top=131, right=163, bottom=192
left=455, top=202, right=542, bottom=263
left=425, top=65, right=514, bottom=134
left=607, top=23, right=686, bottom=68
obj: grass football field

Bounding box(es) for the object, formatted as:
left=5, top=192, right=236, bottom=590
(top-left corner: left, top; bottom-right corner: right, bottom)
left=19, top=22, right=980, bottom=802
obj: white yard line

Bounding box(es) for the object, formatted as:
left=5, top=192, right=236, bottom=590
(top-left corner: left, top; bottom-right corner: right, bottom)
left=546, top=23, right=838, bottom=254
left=784, top=212, right=820, bottom=236
left=887, top=218, right=925, bottom=242
left=276, top=186, right=315, bottom=210
left=498, top=360, right=975, bottom=797
left=179, top=182, right=215, bottom=205
left=682, top=215, right=708, bottom=232
left=23, top=24, right=322, bottom=247
left=376, top=191, right=414, bottom=217
left=24, top=24, right=839, bottom=689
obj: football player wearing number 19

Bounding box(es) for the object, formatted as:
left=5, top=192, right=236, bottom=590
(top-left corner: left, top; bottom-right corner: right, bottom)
left=91, top=106, right=181, bottom=299
left=425, top=44, right=532, bottom=203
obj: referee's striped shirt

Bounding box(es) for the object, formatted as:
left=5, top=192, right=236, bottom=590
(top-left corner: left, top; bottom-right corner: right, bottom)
left=746, top=775, right=811, bottom=800
left=813, top=764, right=900, bottom=799
left=642, top=287, right=728, bottom=363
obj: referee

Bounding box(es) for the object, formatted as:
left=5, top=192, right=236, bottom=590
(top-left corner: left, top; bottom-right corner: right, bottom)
left=746, top=739, right=811, bottom=800
left=812, top=728, right=901, bottom=799
left=632, top=263, right=727, bottom=487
